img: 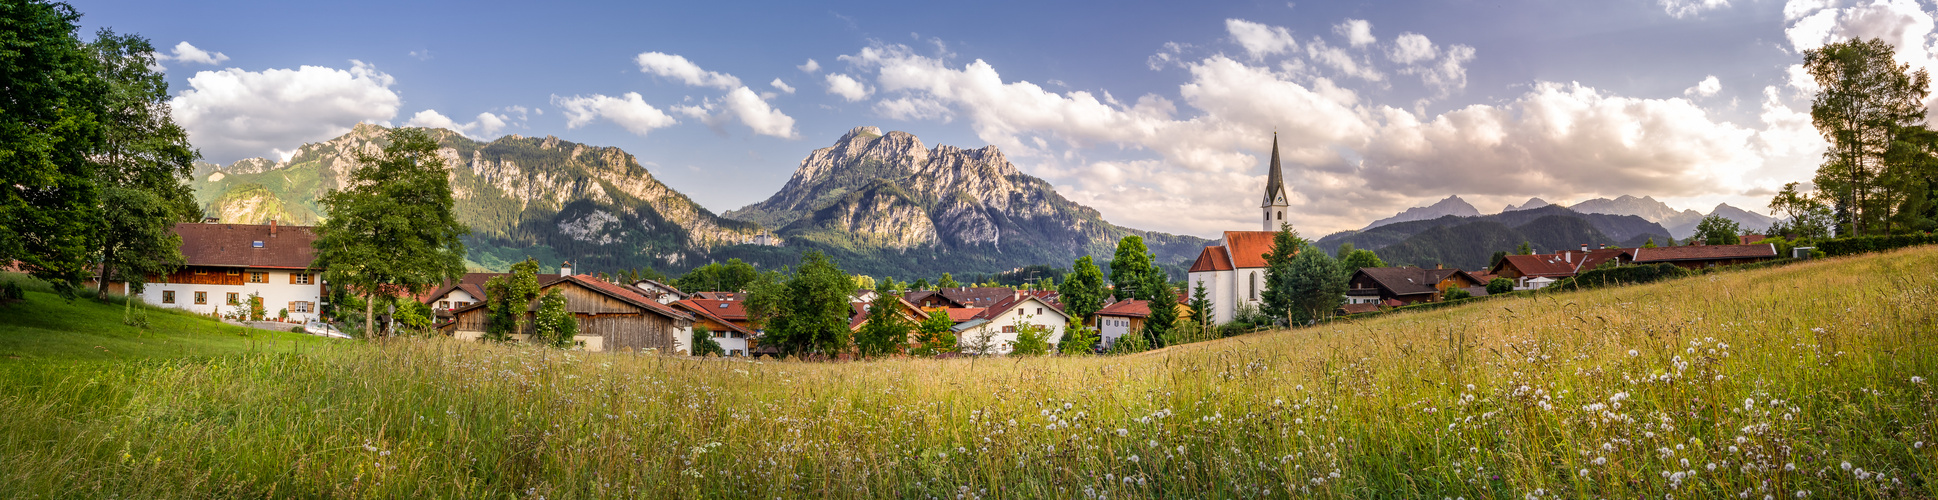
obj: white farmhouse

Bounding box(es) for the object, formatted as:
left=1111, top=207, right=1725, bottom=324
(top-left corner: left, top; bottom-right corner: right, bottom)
left=1185, top=134, right=1293, bottom=325
left=957, top=292, right=1067, bottom=355
left=140, top=222, right=324, bottom=322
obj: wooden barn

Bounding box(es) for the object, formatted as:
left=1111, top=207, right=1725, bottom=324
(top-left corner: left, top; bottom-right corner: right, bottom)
left=444, top=275, right=695, bottom=353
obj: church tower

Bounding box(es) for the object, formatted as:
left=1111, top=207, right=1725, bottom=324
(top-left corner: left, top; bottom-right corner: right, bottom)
left=1261, top=133, right=1290, bottom=231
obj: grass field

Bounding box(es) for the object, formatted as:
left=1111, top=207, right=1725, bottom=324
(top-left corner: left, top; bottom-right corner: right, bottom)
left=1, top=248, right=1935, bottom=498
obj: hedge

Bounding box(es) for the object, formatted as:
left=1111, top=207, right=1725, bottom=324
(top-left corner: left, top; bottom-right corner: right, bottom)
left=1546, top=263, right=1692, bottom=292
left=1815, top=233, right=1938, bottom=256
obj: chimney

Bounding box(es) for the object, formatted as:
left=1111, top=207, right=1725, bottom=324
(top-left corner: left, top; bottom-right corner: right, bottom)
left=560, top=261, right=573, bottom=277
left=1580, top=243, right=1588, bottom=252
left=1564, top=251, right=1572, bottom=263
left=270, top=219, right=277, bottom=236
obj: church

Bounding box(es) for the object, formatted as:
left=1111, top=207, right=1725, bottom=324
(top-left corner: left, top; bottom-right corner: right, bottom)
left=1186, top=134, right=1293, bottom=325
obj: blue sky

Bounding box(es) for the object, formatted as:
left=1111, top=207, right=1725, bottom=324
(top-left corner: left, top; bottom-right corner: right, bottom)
left=70, top=0, right=1938, bottom=237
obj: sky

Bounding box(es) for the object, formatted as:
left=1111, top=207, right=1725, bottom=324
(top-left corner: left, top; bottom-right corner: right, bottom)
left=67, top=0, right=1938, bottom=238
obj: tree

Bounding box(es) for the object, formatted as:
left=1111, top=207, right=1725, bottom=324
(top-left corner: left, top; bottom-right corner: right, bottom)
left=854, top=281, right=912, bottom=358
left=1058, top=256, right=1107, bottom=326
left=1515, top=241, right=1534, bottom=255
left=673, top=259, right=759, bottom=292
left=691, top=325, right=726, bottom=357
left=937, top=273, right=960, bottom=289
left=762, top=251, right=854, bottom=356
left=87, top=30, right=199, bottom=301
left=1488, top=250, right=1510, bottom=268
left=1010, top=321, right=1052, bottom=356
left=1769, top=182, right=1836, bottom=239
left=911, top=310, right=957, bottom=356
left=313, top=128, right=469, bottom=338
left=1805, top=38, right=1931, bottom=236
left=912, top=278, right=930, bottom=291
left=1693, top=215, right=1743, bottom=245
left=1486, top=278, right=1514, bottom=295
left=533, top=289, right=578, bottom=348
left=1260, top=223, right=1306, bottom=323
left=739, top=269, right=785, bottom=331
left=1280, top=243, right=1348, bottom=325
left=1143, top=279, right=1179, bottom=348
left=1110, top=235, right=1158, bottom=300
left=853, top=275, right=876, bottom=291
left=1641, top=238, right=1658, bottom=249
left=483, top=258, right=542, bottom=341
left=1335, top=242, right=1355, bottom=258
left=1186, top=280, right=1214, bottom=333
left=1059, top=325, right=1099, bottom=355
left=1, top=1, right=108, bottom=296
left=1338, top=249, right=1386, bottom=272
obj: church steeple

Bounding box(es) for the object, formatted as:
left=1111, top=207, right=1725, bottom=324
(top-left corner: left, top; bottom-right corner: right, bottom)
left=1261, top=132, right=1290, bottom=231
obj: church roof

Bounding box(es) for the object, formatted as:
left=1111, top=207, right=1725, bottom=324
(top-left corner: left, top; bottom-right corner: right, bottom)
left=1223, top=231, right=1282, bottom=269
left=1187, top=246, right=1234, bottom=272
left=1261, top=133, right=1287, bottom=208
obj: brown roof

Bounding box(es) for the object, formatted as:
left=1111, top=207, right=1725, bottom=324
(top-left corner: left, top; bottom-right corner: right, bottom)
left=679, top=298, right=748, bottom=321
left=548, top=275, right=694, bottom=322
left=673, top=300, right=753, bottom=336
left=1631, top=244, right=1777, bottom=263
left=942, top=307, right=985, bottom=322
left=174, top=222, right=319, bottom=269
left=974, top=293, right=1066, bottom=321
left=1353, top=267, right=1480, bottom=297
left=1095, top=299, right=1151, bottom=318
left=1339, top=303, right=1380, bottom=315
left=1187, top=246, right=1234, bottom=272
left=1222, top=231, right=1280, bottom=268
left=1739, top=235, right=1766, bottom=244
left=938, top=287, right=1017, bottom=307
left=1496, top=254, right=1580, bottom=277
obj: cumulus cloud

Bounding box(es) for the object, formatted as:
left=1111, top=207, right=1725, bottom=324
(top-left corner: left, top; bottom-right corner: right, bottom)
left=798, top=58, right=822, bottom=73
left=1387, top=33, right=1437, bottom=64
left=828, top=39, right=1812, bottom=236
left=1383, top=32, right=1474, bottom=95
left=826, top=73, right=872, bottom=101
left=402, top=109, right=510, bottom=139
left=1660, top=0, right=1731, bottom=19
left=170, top=61, right=400, bottom=163
left=552, top=92, right=679, bottom=136
left=771, top=78, right=796, bottom=94
left=154, top=41, right=229, bottom=67
left=1305, top=38, right=1384, bottom=82
left=1333, top=19, right=1375, bottom=47
left=1783, top=0, right=1938, bottom=119
left=1226, top=19, right=1297, bottom=60
left=1685, top=75, right=1723, bottom=97
left=635, top=52, right=741, bottom=89
left=663, top=87, right=801, bottom=139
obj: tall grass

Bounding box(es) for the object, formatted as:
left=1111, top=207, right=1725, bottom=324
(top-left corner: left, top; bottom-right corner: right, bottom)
left=2, top=248, right=1936, bottom=498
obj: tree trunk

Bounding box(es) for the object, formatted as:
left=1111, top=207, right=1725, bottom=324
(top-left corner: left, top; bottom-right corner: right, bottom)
left=365, top=292, right=377, bottom=341
left=96, top=251, right=114, bottom=299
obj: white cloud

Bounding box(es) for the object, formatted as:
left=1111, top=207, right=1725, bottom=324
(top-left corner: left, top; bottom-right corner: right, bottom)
left=720, top=87, right=799, bottom=138
left=1387, top=33, right=1437, bottom=64
left=635, top=52, right=741, bottom=89
left=1660, top=0, right=1731, bottom=19
left=771, top=78, right=796, bottom=94
left=552, top=92, right=679, bottom=136
left=1305, top=38, right=1384, bottom=82
left=1783, top=0, right=1938, bottom=120
left=402, top=109, right=510, bottom=139
left=826, top=73, right=873, bottom=101
left=1333, top=19, right=1375, bottom=47
left=153, top=41, right=229, bottom=68
left=169, top=61, right=400, bottom=163
left=798, top=59, right=822, bottom=73
left=1225, top=19, right=1297, bottom=60
left=875, top=96, right=952, bottom=121
left=1685, top=75, right=1723, bottom=97
left=409, top=49, right=432, bottom=61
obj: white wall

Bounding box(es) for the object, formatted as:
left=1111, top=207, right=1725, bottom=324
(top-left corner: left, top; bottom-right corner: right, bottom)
left=958, top=298, right=1066, bottom=355
left=143, top=269, right=322, bottom=322
left=432, top=289, right=480, bottom=310
left=1098, top=315, right=1134, bottom=347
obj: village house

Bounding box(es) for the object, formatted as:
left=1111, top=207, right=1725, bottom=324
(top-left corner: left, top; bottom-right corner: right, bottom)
left=421, top=270, right=562, bottom=314
left=1490, top=245, right=1633, bottom=290
left=672, top=299, right=754, bottom=355
left=445, top=275, right=694, bottom=353
left=846, top=296, right=932, bottom=347
left=138, top=221, right=324, bottom=322
left=1345, top=266, right=1487, bottom=307
left=956, top=292, right=1068, bottom=355
left=632, top=279, right=688, bottom=304
left=1186, top=135, right=1293, bottom=325
left=1629, top=243, right=1778, bottom=269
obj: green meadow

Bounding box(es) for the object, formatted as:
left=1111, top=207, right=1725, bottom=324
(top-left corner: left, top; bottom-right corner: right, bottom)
left=0, top=248, right=1934, bottom=498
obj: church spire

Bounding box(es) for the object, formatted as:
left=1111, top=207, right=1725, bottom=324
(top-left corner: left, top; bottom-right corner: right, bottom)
left=1261, top=132, right=1290, bottom=231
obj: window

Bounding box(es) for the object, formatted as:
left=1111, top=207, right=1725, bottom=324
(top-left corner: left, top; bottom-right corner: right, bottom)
left=1035, top=307, right=1043, bottom=315
left=1277, top=210, right=1283, bottom=220
left=1249, top=273, right=1258, bottom=300
left=194, top=291, right=207, bottom=304
left=289, top=301, right=313, bottom=313
left=226, top=269, right=241, bottom=276
left=226, top=292, right=239, bottom=305
left=248, top=271, right=267, bottom=283
left=193, top=269, right=208, bottom=275
left=290, top=273, right=313, bottom=285
left=438, top=301, right=451, bottom=310
left=1002, top=325, right=1016, bottom=333
left=162, top=290, right=175, bottom=304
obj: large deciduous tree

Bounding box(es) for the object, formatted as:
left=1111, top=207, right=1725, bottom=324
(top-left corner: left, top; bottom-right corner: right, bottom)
left=1057, top=255, right=1107, bottom=326
left=1805, top=38, right=1931, bottom=236
left=854, top=281, right=911, bottom=358
left=1, top=1, right=107, bottom=295
left=87, top=30, right=199, bottom=300
left=759, top=251, right=853, bottom=356
left=1109, top=235, right=1158, bottom=301
left=313, top=128, right=469, bottom=338
left=1693, top=215, right=1743, bottom=246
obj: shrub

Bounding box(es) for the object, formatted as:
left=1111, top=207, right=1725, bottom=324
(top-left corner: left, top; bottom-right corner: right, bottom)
left=1109, top=327, right=1150, bottom=354
left=0, top=281, right=22, bottom=302
left=1059, top=325, right=1099, bottom=355
left=1010, top=322, right=1051, bottom=356
left=1815, top=233, right=1938, bottom=256
left=691, top=325, right=725, bottom=357
left=1441, top=289, right=1472, bottom=301
left=532, top=289, right=577, bottom=348
left=1486, top=278, right=1513, bottom=295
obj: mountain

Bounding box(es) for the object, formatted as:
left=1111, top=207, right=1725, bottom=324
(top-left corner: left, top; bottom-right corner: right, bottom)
left=1316, top=205, right=1671, bottom=258
left=721, top=126, right=1212, bottom=277
left=1568, top=195, right=1775, bottom=239
left=1675, top=203, right=1777, bottom=236
left=1502, top=197, right=1551, bottom=212
left=192, top=124, right=770, bottom=272
left=1362, top=195, right=1480, bottom=230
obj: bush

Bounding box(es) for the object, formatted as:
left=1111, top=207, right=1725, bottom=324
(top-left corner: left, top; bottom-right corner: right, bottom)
left=691, top=325, right=725, bottom=357
left=1815, top=233, right=1938, bottom=256
left=0, top=281, right=22, bottom=302
left=1108, top=328, right=1150, bottom=354
left=1059, top=325, right=1099, bottom=355
left=1486, top=278, right=1513, bottom=295
left=1010, top=323, right=1051, bottom=356
left=1441, top=289, right=1472, bottom=301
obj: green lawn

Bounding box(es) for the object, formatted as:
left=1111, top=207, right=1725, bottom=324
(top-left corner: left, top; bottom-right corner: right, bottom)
left=0, top=287, right=332, bottom=364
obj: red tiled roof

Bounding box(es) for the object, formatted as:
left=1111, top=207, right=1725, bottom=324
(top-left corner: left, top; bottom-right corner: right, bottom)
left=974, top=293, right=1066, bottom=321
left=673, top=300, right=752, bottom=336
left=174, top=222, right=319, bottom=269
left=679, top=298, right=748, bottom=321
left=417, top=272, right=561, bottom=302
left=1188, top=246, right=1234, bottom=272
left=1095, top=299, right=1151, bottom=318
left=1496, top=254, right=1580, bottom=277
left=1740, top=235, right=1766, bottom=245
left=942, top=307, right=985, bottom=322
left=1631, top=244, right=1777, bottom=263
left=1223, top=231, right=1281, bottom=269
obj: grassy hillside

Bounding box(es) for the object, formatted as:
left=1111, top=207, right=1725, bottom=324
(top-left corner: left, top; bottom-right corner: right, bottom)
left=1, top=249, right=1934, bottom=498
left=0, top=276, right=329, bottom=363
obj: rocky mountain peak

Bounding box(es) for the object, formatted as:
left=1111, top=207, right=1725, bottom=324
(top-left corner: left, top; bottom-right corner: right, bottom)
left=1363, top=195, right=1481, bottom=230
left=1503, top=197, right=1551, bottom=212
